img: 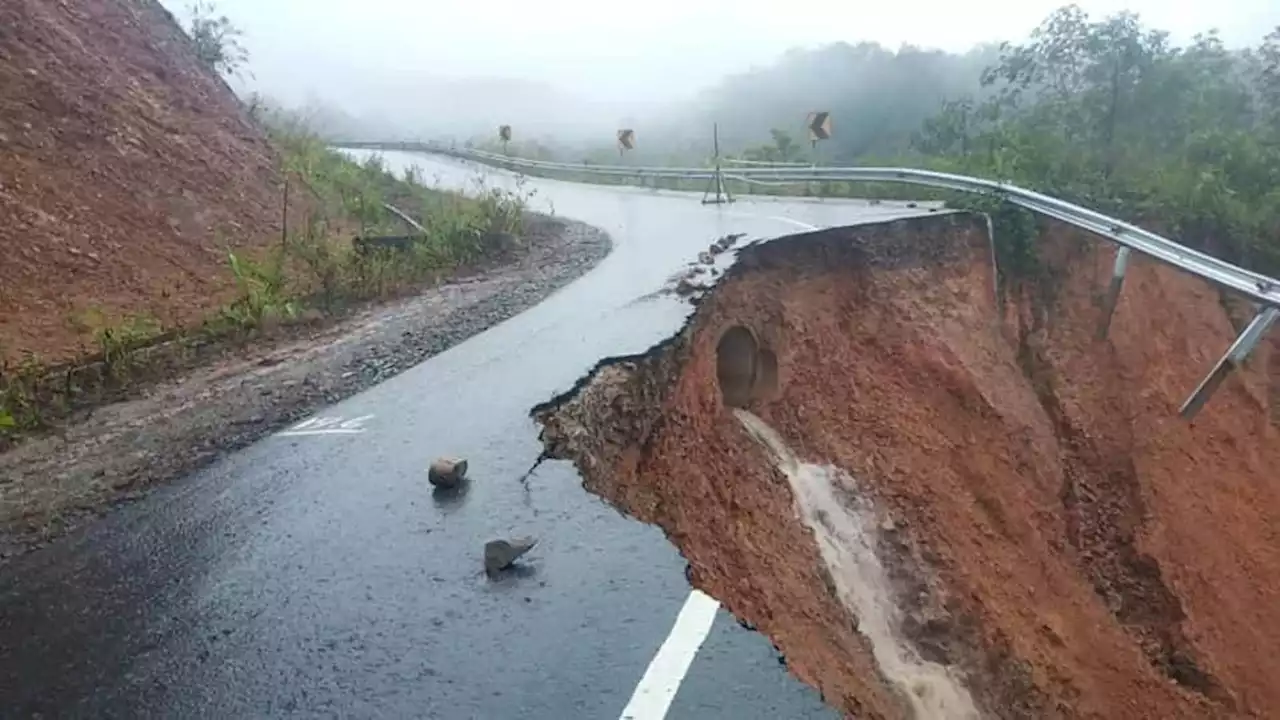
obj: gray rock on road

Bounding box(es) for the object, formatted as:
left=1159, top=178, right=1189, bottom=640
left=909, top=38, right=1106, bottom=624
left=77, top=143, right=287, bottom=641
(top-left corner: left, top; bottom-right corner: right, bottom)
left=484, top=537, right=538, bottom=575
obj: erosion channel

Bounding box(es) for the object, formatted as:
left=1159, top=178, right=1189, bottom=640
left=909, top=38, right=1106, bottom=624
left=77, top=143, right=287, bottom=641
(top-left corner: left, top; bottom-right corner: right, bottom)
left=532, top=212, right=1280, bottom=719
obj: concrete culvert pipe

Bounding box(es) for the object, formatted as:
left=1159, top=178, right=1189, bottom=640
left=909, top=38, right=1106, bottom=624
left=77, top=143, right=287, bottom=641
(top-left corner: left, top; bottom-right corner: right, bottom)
left=716, top=325, right=759, bottom=408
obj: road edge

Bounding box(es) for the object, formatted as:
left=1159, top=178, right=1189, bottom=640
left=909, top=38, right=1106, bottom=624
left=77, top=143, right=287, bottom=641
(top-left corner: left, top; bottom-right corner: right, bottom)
left=0, top=214, right=612, bottom=561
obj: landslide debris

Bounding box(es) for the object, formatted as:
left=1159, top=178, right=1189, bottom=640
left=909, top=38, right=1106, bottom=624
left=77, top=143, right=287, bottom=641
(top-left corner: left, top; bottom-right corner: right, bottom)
left=0, top=0, right=289, bottom=365
left=534, top=213, right=1280, bottom=719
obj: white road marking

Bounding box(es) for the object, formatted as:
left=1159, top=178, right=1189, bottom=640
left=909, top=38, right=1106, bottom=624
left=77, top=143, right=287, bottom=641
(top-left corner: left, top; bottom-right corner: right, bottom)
left=278, top=414, right=373, bottom=437
left=619, top=589, right=721, bottom=720
left=766, top=215, right=819, bottom=231
left=718, top=208, right=820, bottom=232
left=277, top=429, right=365, bottom=437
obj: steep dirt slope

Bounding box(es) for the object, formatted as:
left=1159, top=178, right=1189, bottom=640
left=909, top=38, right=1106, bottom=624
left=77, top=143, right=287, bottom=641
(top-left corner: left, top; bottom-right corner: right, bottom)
left=0, top=0, right=286, bottom=364
left=535, top=214, right=1280, bottom=718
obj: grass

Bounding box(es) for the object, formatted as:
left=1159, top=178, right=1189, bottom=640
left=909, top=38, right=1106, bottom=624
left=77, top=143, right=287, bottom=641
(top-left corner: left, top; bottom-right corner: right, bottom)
left=0, top=125, right=529, bottom=447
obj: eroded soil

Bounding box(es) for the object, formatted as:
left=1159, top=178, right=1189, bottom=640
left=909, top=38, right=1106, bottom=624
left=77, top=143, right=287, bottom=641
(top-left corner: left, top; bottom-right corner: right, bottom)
left=0, top=0, right=294, bottom=364
left=535, top=213, right=1280, bottom=718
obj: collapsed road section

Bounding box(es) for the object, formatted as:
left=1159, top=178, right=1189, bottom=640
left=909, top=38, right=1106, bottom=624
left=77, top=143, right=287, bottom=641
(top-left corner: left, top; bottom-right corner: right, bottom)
left=532, top=212, right=1280, bottom=719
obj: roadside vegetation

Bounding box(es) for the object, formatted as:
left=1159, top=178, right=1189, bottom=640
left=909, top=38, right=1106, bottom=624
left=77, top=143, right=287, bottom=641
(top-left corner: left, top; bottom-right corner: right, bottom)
left=913, top=7, right=1280, bottom=282
left=186, top=0, right=250, bottom=79
left=0, top=5, right=530, bottom=447
left=1, top=128, right=528, bottom=444
left=1, top=123, right=528, bottom=445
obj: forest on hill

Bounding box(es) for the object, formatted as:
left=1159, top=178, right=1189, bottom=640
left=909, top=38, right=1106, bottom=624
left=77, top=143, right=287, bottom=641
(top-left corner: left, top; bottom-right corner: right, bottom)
left=599, top=6, right=1280, bottom=278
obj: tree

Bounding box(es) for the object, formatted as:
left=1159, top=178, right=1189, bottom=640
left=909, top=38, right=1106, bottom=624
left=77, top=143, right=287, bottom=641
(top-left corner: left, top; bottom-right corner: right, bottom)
left=913, top=97, right=977, bottom=156
left=641, top=40, right=999, bottom=162
left=978, top=6, right=1175, bottom=182
left=186, top=1, right=249, bottom=79
left=1253, top=27, right=1280, bottom=123
left=918, top=6, right=1280, bottom=276
left=742, top=129, right=807, bottom=163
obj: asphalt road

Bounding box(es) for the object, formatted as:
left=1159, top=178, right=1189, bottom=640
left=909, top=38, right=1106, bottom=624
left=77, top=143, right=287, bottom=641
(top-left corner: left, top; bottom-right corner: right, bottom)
left=0, top=153, right=936, bottom=719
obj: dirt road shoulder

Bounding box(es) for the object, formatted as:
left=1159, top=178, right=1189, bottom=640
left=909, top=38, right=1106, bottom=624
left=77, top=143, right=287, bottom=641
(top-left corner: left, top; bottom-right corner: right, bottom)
left=0, top=214, right=610, bottom=560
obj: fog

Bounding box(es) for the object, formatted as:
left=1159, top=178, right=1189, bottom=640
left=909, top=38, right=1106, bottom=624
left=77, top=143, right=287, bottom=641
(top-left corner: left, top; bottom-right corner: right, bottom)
left=160, top=0, right=1280, bottom=152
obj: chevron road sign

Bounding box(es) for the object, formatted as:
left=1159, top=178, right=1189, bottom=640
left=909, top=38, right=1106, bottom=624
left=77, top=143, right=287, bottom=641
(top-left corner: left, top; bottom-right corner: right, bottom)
left=806, top=111, right=832, bottom=142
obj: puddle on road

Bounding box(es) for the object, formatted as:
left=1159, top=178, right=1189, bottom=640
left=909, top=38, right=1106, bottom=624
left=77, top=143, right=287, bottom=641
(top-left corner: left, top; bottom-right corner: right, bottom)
left=734, top=409, right=980, bottom=720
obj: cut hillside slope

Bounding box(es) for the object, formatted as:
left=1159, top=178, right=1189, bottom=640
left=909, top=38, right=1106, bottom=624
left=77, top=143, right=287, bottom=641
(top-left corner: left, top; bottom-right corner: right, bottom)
left=0, top=0, right=287, bottom=364
left=535, top=214, right=1280, bottom=718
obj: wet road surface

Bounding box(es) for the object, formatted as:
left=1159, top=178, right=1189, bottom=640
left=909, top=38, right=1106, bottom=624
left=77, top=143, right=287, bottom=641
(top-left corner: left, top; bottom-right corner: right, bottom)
left=0, top=153, right=937, bottom=718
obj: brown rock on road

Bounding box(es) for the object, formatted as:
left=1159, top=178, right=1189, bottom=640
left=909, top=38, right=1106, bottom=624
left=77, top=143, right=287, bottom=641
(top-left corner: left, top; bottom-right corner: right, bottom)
left=428, top=457, right=469, bottom=489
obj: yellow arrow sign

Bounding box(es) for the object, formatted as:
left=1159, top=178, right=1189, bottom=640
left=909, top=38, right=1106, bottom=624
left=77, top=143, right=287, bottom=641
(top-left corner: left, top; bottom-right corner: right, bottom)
left=617, top=128, right=636, bottom=151
left=806, top=112, right=832, bottom=142
left=498, top=124, right=512, bottom=142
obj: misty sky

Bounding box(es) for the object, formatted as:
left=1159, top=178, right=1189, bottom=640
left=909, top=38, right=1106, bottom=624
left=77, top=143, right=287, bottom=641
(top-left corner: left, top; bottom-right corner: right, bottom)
left=166, top=0, right=1279, bottom=108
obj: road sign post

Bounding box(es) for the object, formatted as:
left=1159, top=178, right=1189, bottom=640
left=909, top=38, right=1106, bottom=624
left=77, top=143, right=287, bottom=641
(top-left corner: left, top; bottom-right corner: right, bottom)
left=804, top=112, right=832, bottom=195
left=806, top=111, right=832, bottom=149
left=498, top=124, right=512, bottom=156
left=617, top=128, right=635, bottom=156
left=617, top=128, right=638, bottom=185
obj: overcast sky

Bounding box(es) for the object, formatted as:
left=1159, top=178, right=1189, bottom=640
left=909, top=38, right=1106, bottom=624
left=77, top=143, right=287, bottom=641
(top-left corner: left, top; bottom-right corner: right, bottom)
left=163, top=0, right=1280, bottom=108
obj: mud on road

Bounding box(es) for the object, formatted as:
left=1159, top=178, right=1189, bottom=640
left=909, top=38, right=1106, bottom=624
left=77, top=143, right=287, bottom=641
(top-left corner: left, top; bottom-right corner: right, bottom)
left=0, top=214, right=610, bottom=560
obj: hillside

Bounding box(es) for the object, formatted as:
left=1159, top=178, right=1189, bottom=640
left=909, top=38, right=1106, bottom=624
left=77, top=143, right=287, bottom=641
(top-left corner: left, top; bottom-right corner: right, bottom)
left=601, top=42, right=998, bottom=163
left=0, top=0, right=287, bottom=365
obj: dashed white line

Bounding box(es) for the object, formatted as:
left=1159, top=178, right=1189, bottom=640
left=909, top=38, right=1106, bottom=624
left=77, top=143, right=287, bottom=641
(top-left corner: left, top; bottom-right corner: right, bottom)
left=275, top=429, right=366, bottom=437
left=766, top=215, right=819, bottom=231
left=718, top=208, right=820, bottom=232
left=619, top=589, right=721, bottom=720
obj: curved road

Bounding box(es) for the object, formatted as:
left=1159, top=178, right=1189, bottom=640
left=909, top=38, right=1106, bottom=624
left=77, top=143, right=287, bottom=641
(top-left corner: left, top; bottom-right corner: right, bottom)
left=0, top=153, right=936, bottom=718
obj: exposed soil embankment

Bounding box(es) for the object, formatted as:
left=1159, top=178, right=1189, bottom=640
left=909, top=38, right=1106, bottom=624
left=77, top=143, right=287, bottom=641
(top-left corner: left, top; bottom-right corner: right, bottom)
left=534, top=213, right=1280, bottom=718
left=0, top=0, right=288, bottom=363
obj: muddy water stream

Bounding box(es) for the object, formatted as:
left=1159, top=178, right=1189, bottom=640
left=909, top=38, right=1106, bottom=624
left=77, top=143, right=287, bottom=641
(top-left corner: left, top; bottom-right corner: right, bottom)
left=734, top=409, right=980, bottom=720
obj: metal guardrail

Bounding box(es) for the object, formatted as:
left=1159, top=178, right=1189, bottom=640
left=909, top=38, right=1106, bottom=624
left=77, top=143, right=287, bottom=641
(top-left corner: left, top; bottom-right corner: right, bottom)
left=335, top=140, right=1280, bottom=419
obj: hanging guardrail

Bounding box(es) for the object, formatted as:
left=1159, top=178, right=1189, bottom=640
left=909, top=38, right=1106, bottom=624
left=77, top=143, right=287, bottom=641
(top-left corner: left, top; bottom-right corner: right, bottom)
left=333, top=140, right=1280, bottom=420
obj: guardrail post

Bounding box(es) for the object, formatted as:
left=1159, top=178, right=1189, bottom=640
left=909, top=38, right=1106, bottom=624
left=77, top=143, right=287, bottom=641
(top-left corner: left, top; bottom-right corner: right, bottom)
left=1179, top=306, right=1279, bottom=419
left=1096, top=247, right=1131, bottom=340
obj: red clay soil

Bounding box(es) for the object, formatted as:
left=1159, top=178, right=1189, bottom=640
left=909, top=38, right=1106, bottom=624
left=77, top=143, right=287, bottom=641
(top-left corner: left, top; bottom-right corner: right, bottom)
left=0, top=0, right=288, bottom=364
left=535, top=213, right=1280, bottom=719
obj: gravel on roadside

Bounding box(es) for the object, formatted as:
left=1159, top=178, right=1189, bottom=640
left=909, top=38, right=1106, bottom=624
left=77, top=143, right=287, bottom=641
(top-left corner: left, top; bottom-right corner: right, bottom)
left=0, top=213, right=611, bottom=560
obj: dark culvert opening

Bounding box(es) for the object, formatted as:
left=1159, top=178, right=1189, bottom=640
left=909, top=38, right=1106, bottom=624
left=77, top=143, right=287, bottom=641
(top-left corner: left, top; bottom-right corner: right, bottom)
left=754, top=348, right=779, bottom=400
left=716, top=326, right=759, bottom=408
